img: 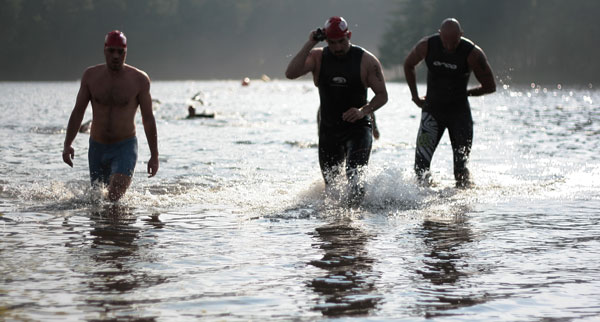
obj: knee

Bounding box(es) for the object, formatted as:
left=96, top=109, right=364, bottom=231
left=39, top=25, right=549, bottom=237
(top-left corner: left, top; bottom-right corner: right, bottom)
left=107, top=174, right=132, bottom=201
left=108, top=191, right=123, bottom=202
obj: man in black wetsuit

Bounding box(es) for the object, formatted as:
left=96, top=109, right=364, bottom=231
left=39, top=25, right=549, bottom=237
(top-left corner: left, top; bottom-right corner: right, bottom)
left=286, top=16, right=388, bottom=205
left=404, top=18, right=496, bottom=188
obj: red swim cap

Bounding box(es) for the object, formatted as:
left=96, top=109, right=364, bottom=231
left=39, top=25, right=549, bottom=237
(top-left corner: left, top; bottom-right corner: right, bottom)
left=105, top=30, right=127, bottom=48
left=324, top=16, right=350, bottom=39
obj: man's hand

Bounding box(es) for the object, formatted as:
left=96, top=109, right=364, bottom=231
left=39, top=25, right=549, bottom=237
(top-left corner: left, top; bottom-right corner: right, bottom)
left=147, top=155, right=159, bottom=178
left=412, top=96, right=426, bottom=108
left=309, top=29, right=322, bottom=43
left=62, top=146, right=74, bottom=167
left=342, top=107, right=366, bottom=123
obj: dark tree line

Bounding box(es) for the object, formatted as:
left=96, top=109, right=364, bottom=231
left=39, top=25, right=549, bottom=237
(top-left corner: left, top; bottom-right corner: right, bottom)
left=0, top=0, right=392, bottom=80
left=2, top=0, right=598, bottom=85
left=378, top=0, right=600, bottom=85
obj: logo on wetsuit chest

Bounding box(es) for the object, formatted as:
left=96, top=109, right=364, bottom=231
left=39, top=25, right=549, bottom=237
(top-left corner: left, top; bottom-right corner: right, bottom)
left=330, top=76, right=347, bottom=86
left=433, top=60, right=457, bottom=70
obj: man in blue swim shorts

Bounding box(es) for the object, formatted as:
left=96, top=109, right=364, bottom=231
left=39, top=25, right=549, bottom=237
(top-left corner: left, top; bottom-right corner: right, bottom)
left=62, top=30, right=159, bottom=201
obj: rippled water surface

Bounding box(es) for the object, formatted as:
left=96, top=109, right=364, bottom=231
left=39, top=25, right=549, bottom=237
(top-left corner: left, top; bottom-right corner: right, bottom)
left=1, top=80, right=599, bottom=321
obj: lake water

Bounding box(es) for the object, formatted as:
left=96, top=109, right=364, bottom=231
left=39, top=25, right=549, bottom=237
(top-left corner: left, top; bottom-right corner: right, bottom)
left=0, top=80, right=599, bottom=321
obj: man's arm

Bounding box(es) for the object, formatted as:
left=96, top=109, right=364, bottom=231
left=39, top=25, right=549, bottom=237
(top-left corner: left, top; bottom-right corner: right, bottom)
left=342, top=53, right=388, bottom=123
left=403, top=38, right=428, bottom=108
left=285, top=31, right=320, bottom=79
left=467, top=46, right=496, bottom=96
left=62, top=70, right=91, bottom=167
left=138, top=73, right=159, bottom=177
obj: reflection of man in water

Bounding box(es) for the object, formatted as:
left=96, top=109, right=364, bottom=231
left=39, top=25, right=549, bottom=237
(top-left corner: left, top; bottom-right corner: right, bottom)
left=62, top=30, right=159, bottom=201
left=286, top=16, right=388, bottom=206
left=83, top=205, right=165, bottom=316
left=417, top=220, right=473, bottom=284
left=416, top=219, right=478, bottom=315
left=404, top=18, right=496, bottom=188
left=309, top=221, right=380, bottom=316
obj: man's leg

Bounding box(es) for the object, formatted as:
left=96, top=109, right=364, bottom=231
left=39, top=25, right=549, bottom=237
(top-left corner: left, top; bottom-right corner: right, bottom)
left=108, top=137, right=138, bottom=201
left=88, top=138, right=111, bottom=188
left=415, top=111, right=444, bottom=184
left=448, top=109, right=473, bottom=187
left=345, top=125, right=373, bottom=206
left=108, top=173, right=132, bottom=202
left=319, top=132, right=345, bottom=187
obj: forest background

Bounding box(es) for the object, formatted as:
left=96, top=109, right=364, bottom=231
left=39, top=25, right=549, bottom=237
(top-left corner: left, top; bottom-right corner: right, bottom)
left=1, top=0, right=597, bottom=85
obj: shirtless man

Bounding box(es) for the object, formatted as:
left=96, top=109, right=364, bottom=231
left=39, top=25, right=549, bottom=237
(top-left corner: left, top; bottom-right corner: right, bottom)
left=62, top=30, right=159, bottom=201
left=404, top=18, right=495, bottom=187
left=286, top=16, right=388, bottom=206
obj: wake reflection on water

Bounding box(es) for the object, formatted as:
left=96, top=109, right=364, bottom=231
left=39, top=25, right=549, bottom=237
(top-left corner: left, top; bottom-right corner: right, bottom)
left=69, top=206, right=166, bottom=320
left=414, top=218, right=486, bottom=318
left=308, top=216, right=381, bottom=317
left=1, top=82, right=599, bottom=320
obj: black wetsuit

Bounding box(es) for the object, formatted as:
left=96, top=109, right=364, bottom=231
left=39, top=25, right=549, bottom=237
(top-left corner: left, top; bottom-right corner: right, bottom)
left=318, top=45, right=372, bottom=201
left=415, top=35, right=475, bottom=183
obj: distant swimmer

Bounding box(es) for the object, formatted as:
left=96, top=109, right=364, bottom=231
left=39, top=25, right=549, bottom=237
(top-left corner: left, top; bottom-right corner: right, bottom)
left=190, top=91, right=205, bottom=105
left=151, top=98, right=161, bottom=110
left=79, top=120, right=92, bottom=133
left=186, top=105, right=215, bottom=119
left=286, top=16, right=388, bottom=207
left=62, top=30, right=159, bottom=201
left=404, top=18, right=496, bottom=188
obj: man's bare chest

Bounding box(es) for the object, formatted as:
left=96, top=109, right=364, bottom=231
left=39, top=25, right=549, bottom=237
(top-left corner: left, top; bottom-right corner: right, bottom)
left=90, top=80, right=138, bottom=107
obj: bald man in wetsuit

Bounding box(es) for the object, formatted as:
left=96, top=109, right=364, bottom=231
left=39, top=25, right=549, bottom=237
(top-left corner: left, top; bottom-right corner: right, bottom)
left=286, top=16, right=388, bottom=206
left=404, top=18, right=496, bottom=188
left=62, top=30, right=159, bottom=201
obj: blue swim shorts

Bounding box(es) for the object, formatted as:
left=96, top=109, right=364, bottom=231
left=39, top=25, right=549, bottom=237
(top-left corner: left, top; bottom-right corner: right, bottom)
left=88, top=136, right=138, bottom=186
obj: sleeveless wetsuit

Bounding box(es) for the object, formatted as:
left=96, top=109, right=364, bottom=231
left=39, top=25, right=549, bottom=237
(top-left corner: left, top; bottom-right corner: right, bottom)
left=318, top=45, right=372, bottom=202
left=415, top=35, right=474, bottom=184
